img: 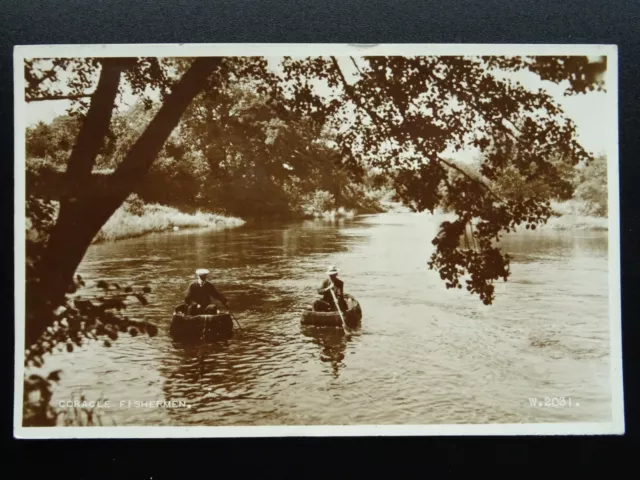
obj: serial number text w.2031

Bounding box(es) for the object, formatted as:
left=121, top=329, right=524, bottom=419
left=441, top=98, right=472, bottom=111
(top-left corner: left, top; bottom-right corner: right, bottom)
left=528, top=397, right=579, bottom=407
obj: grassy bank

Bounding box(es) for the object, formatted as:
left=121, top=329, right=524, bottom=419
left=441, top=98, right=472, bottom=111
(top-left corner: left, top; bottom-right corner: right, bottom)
left=303, top=206, right=357, bottom=219
left=93, top=201, right=245, bottom=243
left=297, top=188, right=383, bottom=220
left=541, top=214, right=608, bottom=231
left=378, top=199, right=413, bottom=214
left=540, top=201, right=608, bottom=231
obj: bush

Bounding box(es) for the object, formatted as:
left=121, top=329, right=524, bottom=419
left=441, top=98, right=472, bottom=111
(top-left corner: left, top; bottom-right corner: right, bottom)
left=121, top=193, right=146, bottom=217
left=573, top=154, right=608, bottom=217
left=301, top=190, right=335, bottom=217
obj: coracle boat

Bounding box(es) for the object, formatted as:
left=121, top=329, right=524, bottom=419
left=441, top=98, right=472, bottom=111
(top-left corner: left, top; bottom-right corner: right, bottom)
left=169, top=304, right=233, bottom=341
left=300, top=294, right=362, bottom=329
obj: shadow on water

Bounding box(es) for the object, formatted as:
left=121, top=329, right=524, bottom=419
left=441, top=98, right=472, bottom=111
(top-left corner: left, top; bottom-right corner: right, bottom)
left=159, top=311, right=363, bottom=423
left=159, top=326, right=299, bottom=424
left=498, top=230, right=608, bottom=264
left=158, top=281, right=349, bottom=422
left=300, top=324, right=362, bottom=379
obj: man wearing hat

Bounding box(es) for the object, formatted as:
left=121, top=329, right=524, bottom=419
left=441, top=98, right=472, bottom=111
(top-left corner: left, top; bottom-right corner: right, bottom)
left=313, top=265, right=348, bottom=312
left=184, top=268, right=228, bottom=315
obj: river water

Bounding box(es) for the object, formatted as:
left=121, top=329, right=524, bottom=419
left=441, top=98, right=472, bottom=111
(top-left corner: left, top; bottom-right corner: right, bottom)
left=45, top=212, right=611, bottom=426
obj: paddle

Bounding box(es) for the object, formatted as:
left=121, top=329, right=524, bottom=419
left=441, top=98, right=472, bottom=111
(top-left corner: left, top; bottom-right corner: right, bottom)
left=223, top=300, right=242, bottom=330
left=229, top=310, right=242, bottom=330
left=327, top=278, right=349, bottom=334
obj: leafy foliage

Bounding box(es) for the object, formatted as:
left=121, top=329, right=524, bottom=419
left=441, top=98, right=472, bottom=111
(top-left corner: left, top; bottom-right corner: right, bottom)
left=573, top=154, right=608, bottom=217
left=25, top=275, right=157, bottom=370
left=23, top=274, right=156, bottom=426
left=481, top=55, right=608, bottom=95
left=23, top=369, right=62, bottom=426
left=301, top=190, right=335, bottom=216
left=28, top=79, right=384, bottom=218
left=25, top=57, right=176, bottom=115
left=121, top=193, right=146, bottom=216
left=23, top=53, right=606, bottom=326
left=279, top=55, right=604, bottom=304
left=25, top=195, right=59, bottom=284
left=23, top=374, right=112, bottom=427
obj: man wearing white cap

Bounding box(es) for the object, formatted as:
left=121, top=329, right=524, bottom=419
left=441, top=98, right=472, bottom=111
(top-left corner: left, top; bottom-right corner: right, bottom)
left=184, top=268, right=228, bottom=315
left=313, top=265, right=348, bottom=312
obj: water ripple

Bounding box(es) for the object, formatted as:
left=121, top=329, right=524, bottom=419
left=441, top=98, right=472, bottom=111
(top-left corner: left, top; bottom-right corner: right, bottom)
left=38, top=213, right=612, bottom=426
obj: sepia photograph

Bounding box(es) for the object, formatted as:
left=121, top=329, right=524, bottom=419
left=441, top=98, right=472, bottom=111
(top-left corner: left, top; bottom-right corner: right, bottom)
left=13, top=43, right=623, bottom=437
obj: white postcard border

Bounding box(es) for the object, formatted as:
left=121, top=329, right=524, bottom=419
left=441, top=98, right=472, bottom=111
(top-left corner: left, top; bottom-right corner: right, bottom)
left=13, top=43, right=624, bottom=438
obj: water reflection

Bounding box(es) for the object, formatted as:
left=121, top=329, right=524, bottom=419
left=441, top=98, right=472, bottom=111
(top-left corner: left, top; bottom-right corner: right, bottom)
left=300, top=326, right=352, bottom=378
left=499, top=230, right=608, bottom=263
left=161, top=340, right=253, bottom=421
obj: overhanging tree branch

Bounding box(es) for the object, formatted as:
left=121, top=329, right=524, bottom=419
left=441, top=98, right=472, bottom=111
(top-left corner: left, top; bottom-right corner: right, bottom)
left=107, top=57, right=223, bottom=197
left=435, top=157, right=505, bottom=204
left=330, top=56, right=507, bottom=206
left=26, top=93, right=94, bottom=102
left=65, top=58, right=132, bottom=183
left=444, top=80, right=523, bottom=143
left=26, top=58, right=224, bottom=347
left=349, top=56, right=364, bottom=76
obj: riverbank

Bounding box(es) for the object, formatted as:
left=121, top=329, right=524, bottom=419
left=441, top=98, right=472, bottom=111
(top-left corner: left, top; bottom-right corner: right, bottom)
left=303, top=206, right=357, bottom=219
left=93, top=202, right=245, bottom=243
left=540, top=214, right=608, bottom=231
left=540, top=201, right=608, bottom=231
left=433, top=201, right=607, bottom=232
left=92, top=198, right=388, bottom=243
left=91, top=196, right=606, bottom=245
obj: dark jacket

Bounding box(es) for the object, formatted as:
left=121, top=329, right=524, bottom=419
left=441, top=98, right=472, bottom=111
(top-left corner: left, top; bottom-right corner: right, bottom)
left=185, top=280, right=226, bottom=307
left=318, top=277, right=344, bottom=304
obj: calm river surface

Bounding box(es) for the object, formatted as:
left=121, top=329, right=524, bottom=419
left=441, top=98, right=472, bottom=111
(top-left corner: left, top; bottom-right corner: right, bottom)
left=47, top=212, right=611, bottom=426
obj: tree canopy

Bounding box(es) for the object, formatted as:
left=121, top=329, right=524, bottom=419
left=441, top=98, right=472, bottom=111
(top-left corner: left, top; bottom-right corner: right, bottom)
left=23, top=54, right=607, bottom=346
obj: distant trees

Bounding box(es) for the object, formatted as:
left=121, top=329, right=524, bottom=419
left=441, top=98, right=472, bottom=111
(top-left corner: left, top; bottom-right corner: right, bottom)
left=26, top=116, right=81, bottom=166
left=27, top=83, right=379, bottom=218
left=573, top=153, right=608, bottom=217
left=436, top=128, right=608, bottom=219
left=153, top=82, right=371, bottom=217
left=25, top=122, right=51, bottom=159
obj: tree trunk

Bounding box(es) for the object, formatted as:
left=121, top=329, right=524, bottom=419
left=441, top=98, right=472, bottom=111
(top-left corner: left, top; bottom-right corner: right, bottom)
left=26, top=58, right=127, bottom=347
left=26, top=57, right=222, bottom=347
